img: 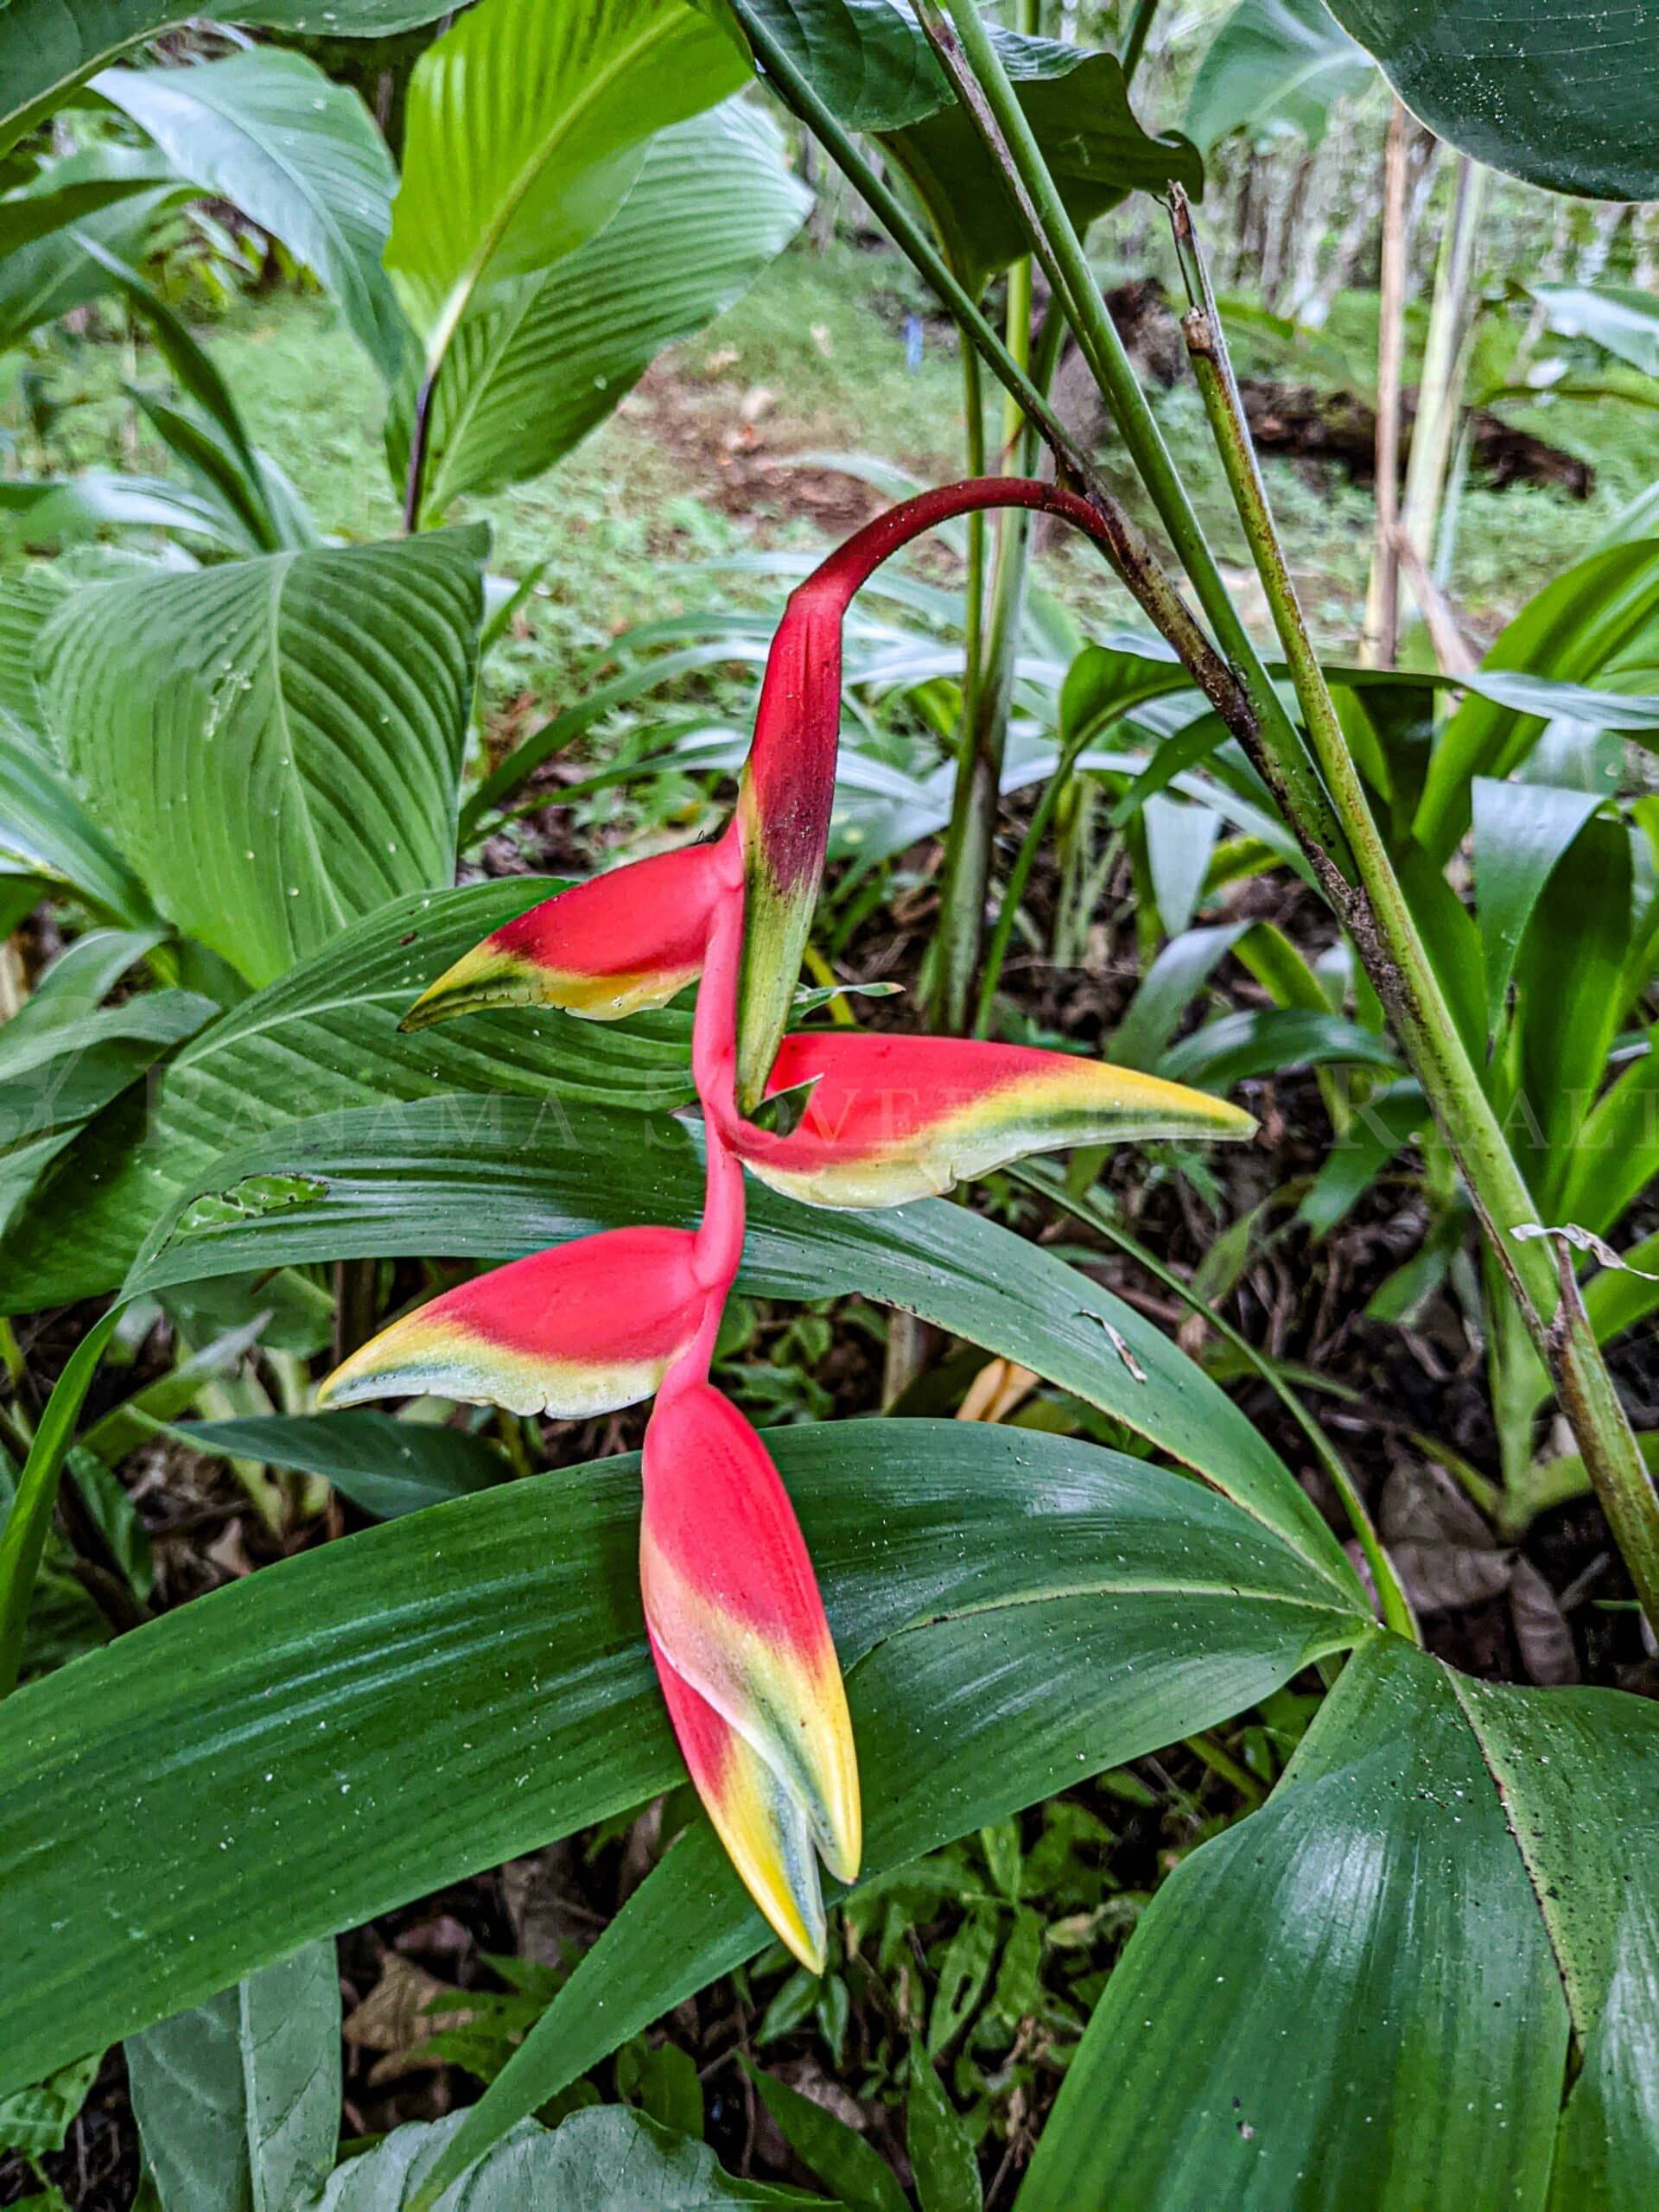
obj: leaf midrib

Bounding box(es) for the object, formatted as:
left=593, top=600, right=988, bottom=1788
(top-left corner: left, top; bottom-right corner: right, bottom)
left=423, top=6, right=683, bottom=375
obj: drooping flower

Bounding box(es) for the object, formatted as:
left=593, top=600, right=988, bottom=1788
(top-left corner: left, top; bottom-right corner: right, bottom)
left=319, top=1226, right=709, bottom=1418
left=335, top=477, right=1261, bottom=1974
left=400, top=838, right=736, bottom=1030
left=641, top=1378, right=860, bottom=1969
left=712, top=1031, right=1256, bottom=1208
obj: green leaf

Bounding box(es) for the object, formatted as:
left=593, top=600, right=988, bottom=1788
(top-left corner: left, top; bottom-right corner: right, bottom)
left=1515, top=815, right=1632, bottom=1185
left=1186, top=0, right=1376, bottom=153
left=385, top=0, right=748, bottom=372
left=1158, top=1007, right=1398, bottom=1087
left=0, top=2050, right=103, bottom=2158
left=1529, top=283, right=1659, bottom=383
left=748, top=2068, right=908, bottom=2212
left=177, top=1412, right=509, bottom=1521
left=1141, top=794, right=1219, bottom=938
left=124, top=1090, right=1359, bottom=1593
left=0, top=143, right=177, bottom=257
left=0, top=988, right=215, bottom=1150
left=125, top=1943, right=341, bottom=2212
left=0, top=179, right=181, bottom=349
left=0, top=882, right=693, bottom=1315
left=93, top=49, right=408, bottom=378
left=320, top=2106, right=819, bottom=2209
left=415, top=1440, right=1364, bottom=2198
left=39, top=528, right=486, bottom=987
left=1471, top=779, right=1605, bottom=1030
left=1016, top=1638, right=1568, bottom=2211
left=1107, top=923, right=1249, bottom=1071
left=1020, top=1638, right=1659, bottom=2210
left=1416, top=543, right=1659, bottom=862
left=0, top=928, right=162, bottom=1057
left=735, top=0, right=1201, bottom=293
left=1296, top=1078, right=1426, bottom=1237
left=1322, top=0, right=1659, bottom=200
left=907, top=2043, right=982, bottom=2212
left=926, top=1907, right=998, bottom=2057
left=0, top=0, right=458, bottom=155
left=0, top=1307, right=120, bottom=1699
left=0, top=1421, right=1366, bottom=2099
left=388, top=100, right=808, bottom=518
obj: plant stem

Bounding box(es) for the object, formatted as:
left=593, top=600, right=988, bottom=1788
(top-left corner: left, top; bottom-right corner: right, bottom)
left=728, top=0, right=1256, bottom=737
left=1119, top=0, right=1161, bottom=80
left=1360, top=97, right=1410, bottom=667
left=1166, top=188, right=1659, bottom=1624
left=974, top=718, right=1090, bottom=1035
left=402, top=372, right=436, bottom=534
left=926, top=0, right=1346, bottom=868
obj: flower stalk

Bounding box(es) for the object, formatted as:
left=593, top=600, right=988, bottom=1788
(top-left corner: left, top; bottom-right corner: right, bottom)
left=336, top=479, right=1260, bottom=1954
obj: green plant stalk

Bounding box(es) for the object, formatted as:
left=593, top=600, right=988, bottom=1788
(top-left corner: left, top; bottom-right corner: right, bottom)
left=927, top=0, right=1345, bottom=868
left=724, top=0, right=1262, bottom=745
left=1399, top=155, right=1487, bottom=588
left=1119, top=0, right=1162, bottom=80
left=1012, top=1161, right=1416, bottom=1638
left=1165, top=191, right=1659, bottom=1622
left=0, top=1306, right=121, bottom=1700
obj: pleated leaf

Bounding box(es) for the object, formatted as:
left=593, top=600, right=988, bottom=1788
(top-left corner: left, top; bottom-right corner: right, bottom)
left=93, top=48, right=409, bottom=378
left=39, top=529, right=486, bottom=987
left=0, top=1421, right=1368, bottom=2098
left=385, top=0, right=748, bottom=369
left=390, top=100, right=809, bottom=518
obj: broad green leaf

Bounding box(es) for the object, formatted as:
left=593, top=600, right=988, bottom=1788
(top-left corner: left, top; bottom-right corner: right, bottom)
left=0, top=882, right=693, bottom=1315
left=907, top=2044, right=982, bottom=2212
left=319, top=2106, right=819, bottom=2209
left=388, top=101, right=809, bottom=519
left=419, top=1492, right=1366, bottom=2198
left=1186, top=0, right=1376, bottom=153
left=178, top=1412, right=510, bottom=1520
left=1158, top=1006, right=1397, bottom=1087
left=1016, top=1638, right=1574, bottom=2212
left=0, top=990, right=215, bottom=1150
left=125, top=1090, right=1359, bottom=1592
left=126, top=1943, right=341, bottom=2212
left=748, top=2067, right=908, bottom=2212
left=734, top=0, right=1201, bottom=293
left=385, top=0, right=749, bottom=372
left=1529, top=283, right=1659, bottom=383
left=0, top=1421, right=1367, bottom=2095
left=1558, top=1026, right=1659, bottom=1240
left=0, top=473, right=258, bottom=557
left=40, top=529, right=486, bottom=987
left=1471, top=779, right=1605, bottom=1029
left=1325, top=0, right=1659, bottom=198
left=93, top=50, right=407, bottom=378
left=0, top=0, right=457, bottom=154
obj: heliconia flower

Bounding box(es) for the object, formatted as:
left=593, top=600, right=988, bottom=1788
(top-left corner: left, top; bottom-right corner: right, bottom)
left=318, top=1226, right=709, bottom=1417
left=732, top=475, right=1122, bottom=1107
left=640, top=1379, right=860, bottom=1973
left=715, top=1032, right=1256, bottom=1209
left=399, top=839, right=737, bottom=1032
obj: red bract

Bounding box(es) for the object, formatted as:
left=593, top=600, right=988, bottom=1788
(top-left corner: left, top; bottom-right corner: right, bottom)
left=334, top=478, right=1257, bottom=1970
left=401, top=836, right=736, bottom=1030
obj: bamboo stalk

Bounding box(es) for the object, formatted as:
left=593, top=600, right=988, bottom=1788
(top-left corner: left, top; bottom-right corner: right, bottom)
left=1360, top=97, right=1410, bottom=669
